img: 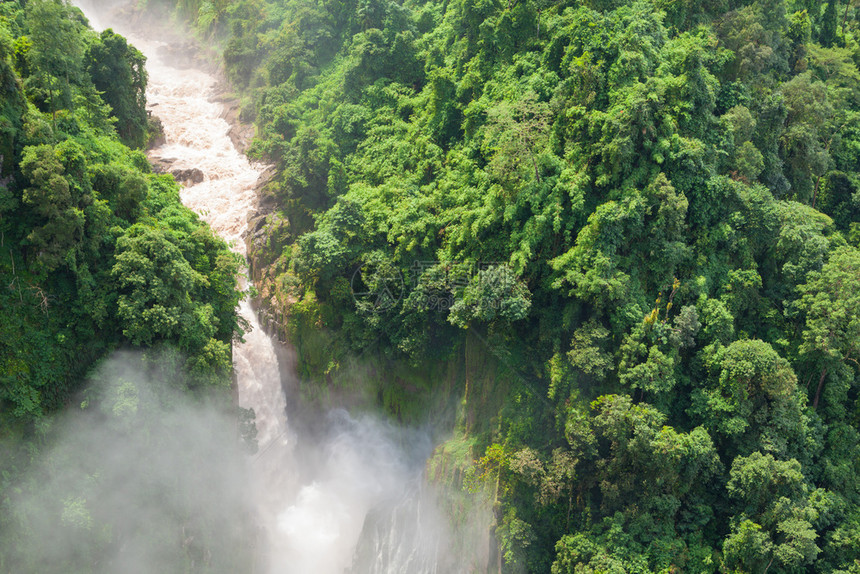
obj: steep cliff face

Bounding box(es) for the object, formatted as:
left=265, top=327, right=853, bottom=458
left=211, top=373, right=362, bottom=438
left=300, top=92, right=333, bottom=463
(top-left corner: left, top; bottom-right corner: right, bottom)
left=245, top=181, right=289, bottom=330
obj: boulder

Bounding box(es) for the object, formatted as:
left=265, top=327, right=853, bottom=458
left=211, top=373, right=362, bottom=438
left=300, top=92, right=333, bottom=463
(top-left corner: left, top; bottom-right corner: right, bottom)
left=171, top=167, right=205, bottom=186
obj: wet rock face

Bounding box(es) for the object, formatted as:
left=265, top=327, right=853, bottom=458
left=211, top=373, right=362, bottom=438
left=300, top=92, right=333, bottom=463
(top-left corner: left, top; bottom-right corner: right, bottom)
left=171, top=167, right=206, bottom=185
left=245, top=180, right=287, bottom=284
left=150, top=156, right=176, bottom=174
left=213, top=93, right=256, bottom=154
left=150, top=157, right=205, bottom=186
left=242, top=170, right=294, bottom=342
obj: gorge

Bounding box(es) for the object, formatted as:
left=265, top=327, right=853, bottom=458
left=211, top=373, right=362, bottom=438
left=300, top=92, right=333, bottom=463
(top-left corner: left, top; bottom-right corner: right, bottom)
left=77, top=3, right=483, bottom=572
left=4, top=0, right=860, bottom=571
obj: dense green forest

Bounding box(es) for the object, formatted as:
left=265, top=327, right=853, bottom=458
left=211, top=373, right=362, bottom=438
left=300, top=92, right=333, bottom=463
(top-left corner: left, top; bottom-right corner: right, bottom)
left=0, top=0, right=243, bottom=420
left=0, top=1, right=249, bottom=570
left=2, top=0, right=860, bottom=570
left=158, top=0, right=860, bottom=570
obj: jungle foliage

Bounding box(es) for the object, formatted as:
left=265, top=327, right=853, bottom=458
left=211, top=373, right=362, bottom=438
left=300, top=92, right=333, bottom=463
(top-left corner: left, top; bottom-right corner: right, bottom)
left=0, top=3, right=250, bottom=570
left=37, top=0, right=860, bottom=570
left=0, top=0, right=242, bottom=429
left=168, top=0, right=860, bottom=569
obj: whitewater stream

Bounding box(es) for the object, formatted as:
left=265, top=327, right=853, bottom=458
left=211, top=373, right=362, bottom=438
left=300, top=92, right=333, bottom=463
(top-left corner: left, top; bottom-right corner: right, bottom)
left=74, top=3, right=481, bottom=573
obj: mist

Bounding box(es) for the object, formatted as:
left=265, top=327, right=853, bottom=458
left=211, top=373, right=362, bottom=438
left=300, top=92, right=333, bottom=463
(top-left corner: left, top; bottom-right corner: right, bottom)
left=0, top=351, right=257, bottom=574
left=259, top=410, right=476, bottom=574
left=22, top=2, right=494, bottom=571
left=73, top=0, right=133, bottom=32
left=0, top=350, right=488, bottom=573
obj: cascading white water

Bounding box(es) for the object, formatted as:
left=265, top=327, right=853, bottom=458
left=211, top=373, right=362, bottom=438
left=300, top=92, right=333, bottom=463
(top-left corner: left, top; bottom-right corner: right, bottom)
left=140, top=37, right=291, bottom=453
left=75, top=4, right=485, bottom=573
left=74, top=4, right=289, bottom=446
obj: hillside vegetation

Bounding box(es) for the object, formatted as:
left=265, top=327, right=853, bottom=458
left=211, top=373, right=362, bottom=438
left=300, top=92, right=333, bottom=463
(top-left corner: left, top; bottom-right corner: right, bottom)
left=159, top=0, right=860, bottom=570
left=8, top=0, right=860, bottom=570
left=0, top=0, right=244, bottom=423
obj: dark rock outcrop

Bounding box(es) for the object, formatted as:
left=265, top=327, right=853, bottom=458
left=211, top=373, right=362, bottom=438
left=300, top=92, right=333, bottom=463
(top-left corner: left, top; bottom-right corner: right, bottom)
left=171, top=167, right=205, bottom=185
left=149, top=157, right=205, bottom=186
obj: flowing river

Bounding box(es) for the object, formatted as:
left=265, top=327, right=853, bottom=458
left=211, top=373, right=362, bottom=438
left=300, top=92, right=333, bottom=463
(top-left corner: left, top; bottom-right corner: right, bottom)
left=75, top=3, right=483, bottom=573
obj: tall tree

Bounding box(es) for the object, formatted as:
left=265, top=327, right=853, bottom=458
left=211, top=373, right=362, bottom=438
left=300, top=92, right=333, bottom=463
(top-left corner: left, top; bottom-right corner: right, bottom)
left=24, top=0, right=85, bottom=124
left=819, top=0, right=839, bottom=47
left=796, top=246, right=860, bottom=412
left=86, top=29, right=148, bottom=148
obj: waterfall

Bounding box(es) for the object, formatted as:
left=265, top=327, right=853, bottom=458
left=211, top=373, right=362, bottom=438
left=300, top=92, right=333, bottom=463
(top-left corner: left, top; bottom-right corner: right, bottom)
left=73, top=4, right=486, bottom=572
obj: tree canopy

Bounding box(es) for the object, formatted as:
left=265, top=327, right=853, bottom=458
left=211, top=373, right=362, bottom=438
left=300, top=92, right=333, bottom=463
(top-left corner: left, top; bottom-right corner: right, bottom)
left=4, top=0, right=860, bottom=570
left=165, top=0, right=860, bottom=568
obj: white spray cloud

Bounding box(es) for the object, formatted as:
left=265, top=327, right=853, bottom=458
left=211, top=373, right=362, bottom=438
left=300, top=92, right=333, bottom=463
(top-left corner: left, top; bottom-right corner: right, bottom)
left=0, top=351, right=257, bottom=574
left=260, top=411, right=430, bottom=573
